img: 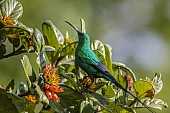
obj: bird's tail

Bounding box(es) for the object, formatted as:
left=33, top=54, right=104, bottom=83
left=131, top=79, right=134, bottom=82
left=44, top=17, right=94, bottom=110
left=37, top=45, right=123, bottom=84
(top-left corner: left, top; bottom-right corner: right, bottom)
left=105, top=74, right=155, bottom=113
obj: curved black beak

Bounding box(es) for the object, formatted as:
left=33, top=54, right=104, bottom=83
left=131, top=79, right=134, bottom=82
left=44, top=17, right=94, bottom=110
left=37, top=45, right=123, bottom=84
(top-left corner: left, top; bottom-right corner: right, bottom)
left=65, top=21, right=83, bottom=34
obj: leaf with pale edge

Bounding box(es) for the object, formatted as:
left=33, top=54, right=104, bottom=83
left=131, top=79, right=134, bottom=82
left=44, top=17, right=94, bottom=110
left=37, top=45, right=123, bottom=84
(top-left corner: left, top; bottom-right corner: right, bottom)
left=91, top=40, right=105, bottom=56
left=0, top=0, right=23, bottom=24
left=49, top=99, right=65, bottom=113
left=152, top=73, right=163, bottom=94
left=0, top=89, right=18, bottom=113
left=104, top=44, right=113, bottom=74
left=82, top=103, right=94, bottom=113
left=84, top=92, right=111, bottom=113
left=57, top=84, right=84, bottom=100
left=6, top=79, right=14, bottom=93
left=20, top=55, right=33, bottom=88
left=42, top=20, right=64, bottom=64
left=33, top=28, right=46, bottom=71
left=80, top=18, right=86, bottom=33
left=134, top=80, right=155, bottom=99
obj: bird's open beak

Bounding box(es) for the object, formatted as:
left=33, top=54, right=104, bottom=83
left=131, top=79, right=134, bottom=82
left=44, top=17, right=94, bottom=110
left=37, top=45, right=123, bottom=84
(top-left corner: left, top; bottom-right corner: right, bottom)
left=65, top=21, right=83, bottom=34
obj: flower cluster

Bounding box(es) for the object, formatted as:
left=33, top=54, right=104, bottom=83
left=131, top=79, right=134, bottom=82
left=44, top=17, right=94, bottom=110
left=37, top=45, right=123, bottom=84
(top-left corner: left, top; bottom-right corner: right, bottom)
left=24, top=95, right=38, bottom=106
left=81, top=76, right=96, bottom=93
left=125, top=74, right=133, bottom=91
left=2, top=16, right=15, bottom=27
left=43, top=64, right=64, bottom=102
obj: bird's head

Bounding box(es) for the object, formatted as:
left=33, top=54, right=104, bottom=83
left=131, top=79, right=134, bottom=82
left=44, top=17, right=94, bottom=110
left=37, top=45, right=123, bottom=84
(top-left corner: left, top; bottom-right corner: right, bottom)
left=65, top=21, right=90, bottom=45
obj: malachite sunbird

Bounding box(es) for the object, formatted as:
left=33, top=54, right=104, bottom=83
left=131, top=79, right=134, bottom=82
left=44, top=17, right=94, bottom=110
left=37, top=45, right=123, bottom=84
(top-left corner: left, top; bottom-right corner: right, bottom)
left=65, top=21, right=155, bottom=113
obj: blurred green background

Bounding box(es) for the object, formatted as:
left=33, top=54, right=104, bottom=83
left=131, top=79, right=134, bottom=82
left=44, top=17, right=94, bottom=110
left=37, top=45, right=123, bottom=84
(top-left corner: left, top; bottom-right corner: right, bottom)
left=0, top=0, right=169, bottom=113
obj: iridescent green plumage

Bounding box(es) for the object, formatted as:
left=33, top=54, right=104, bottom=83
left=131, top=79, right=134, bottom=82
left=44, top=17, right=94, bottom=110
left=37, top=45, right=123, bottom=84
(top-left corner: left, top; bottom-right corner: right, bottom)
left=65, top=21, right=155, bottom=113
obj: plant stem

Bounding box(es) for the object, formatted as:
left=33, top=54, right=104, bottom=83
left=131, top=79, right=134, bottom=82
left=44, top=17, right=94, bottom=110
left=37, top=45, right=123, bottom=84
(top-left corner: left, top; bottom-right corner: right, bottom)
left=2, top=46, right=34, bottom=59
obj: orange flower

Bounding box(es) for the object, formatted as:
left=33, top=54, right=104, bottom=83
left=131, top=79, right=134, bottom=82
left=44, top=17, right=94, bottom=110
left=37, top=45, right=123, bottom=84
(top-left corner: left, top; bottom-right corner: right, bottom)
left=44, top=83, right=64, bottom=93
left=44, top=83, right=64, bottom=102
left=52, top=92, right=60, bottom=102
left=43, top=64, right=64, bottom=102
left=43, top=64, right=51, bottom=75
left=24, top=95, right=38, bottom=106
left=81, top=76, right=96, bottom=93
left=45, top=90, right=52, bottom=99
left=43, top=64, right=59, bottom=85
left=2, top=16, right=15, bottom=27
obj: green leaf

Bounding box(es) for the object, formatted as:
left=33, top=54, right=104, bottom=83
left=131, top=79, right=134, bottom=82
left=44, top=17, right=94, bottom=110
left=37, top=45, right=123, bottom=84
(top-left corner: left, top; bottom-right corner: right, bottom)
left=0, top=37, right=5, bottom=45
left=49, top=99, right=65, bottom=113
left=91, top=40, right=105, bottom=56
left=94, top=82, right=107, bottom=91
left=42, top=20, right=59, bottom=51
left=112, top=62, right=137, bottom=81
left=80, top=18, right=86, bottom=33
left=85, top=93, right=111, bottom=113
left=43, top=20, right=64, bottom=45
left=148, top=98, right=168, bottom=110
left=114, top=67, right=127, bottom=90
left=0, top=0, right=23, bottom=22
left=42, top=20, right=64, bottom=64
left=39, top=109, right=53, bottom=113
left=134, top=80, right=155, bottom=99
left=15, top=82, right=28, bottom=95
left=0, top=89, right=18, bottom=113
left=103, top=102, right=135, bottom=113
left=58, top=58, right=75, bottom=67
left=33, top=28, right=45, bottom=52
left=34, top=83, right=49, bottom=105
left=57, top=84, right=85, bottom=100
left=82, top=103, right=94, bottom=113
left=0, top=0, right=5, bottom=5
left=33, top=28, right=46, bottom=71
left=7, top=92, right=35, bottom=113
left=118, top=69, right=128, bottom=98
left=104, top=44, right=113, bottom=74
left=0, top=89, right=33, bottom=113
left=59, top=98, right=80, bottom=113
left=105, top=85, right=116, bottom=98
left=8, top=38, right=20, bottom=48
left=20, top=55, right=33, bottom=88
left=6, top=79, right=14, bottom=93
left=59, top=42, right=78, bottom=59
left=152, top=73, right=163, bottom=94
left=60, top=73, right=80, bottom=92
left=91, top=92, right=109, bottom=105
left=44, top=45, right=55, bottom=52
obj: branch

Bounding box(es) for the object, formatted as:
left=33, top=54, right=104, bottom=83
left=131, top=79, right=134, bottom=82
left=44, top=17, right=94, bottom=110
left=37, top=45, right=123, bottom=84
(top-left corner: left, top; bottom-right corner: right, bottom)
left=2, top=46, right=34, bottom=59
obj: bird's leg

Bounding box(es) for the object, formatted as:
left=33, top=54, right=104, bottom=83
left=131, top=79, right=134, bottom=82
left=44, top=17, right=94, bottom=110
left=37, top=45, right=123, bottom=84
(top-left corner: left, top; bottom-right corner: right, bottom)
left=81, top=75, right=96, bottom=93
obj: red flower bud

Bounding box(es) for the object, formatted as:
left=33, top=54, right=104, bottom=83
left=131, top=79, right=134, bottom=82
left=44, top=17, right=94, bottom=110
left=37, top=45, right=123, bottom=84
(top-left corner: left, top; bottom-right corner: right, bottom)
left=50, top=68, right=57, bottom=75
left=44, top=83, right=50, bottom=89
left=49, top=84, right=64, bottom=93
left=45, top=90, right=52, bottom=99
left=52, top=92, right=60, bottom=102
left=43, top=64, right=51, bottom=75
left=125, top=74, right=133, bottom=84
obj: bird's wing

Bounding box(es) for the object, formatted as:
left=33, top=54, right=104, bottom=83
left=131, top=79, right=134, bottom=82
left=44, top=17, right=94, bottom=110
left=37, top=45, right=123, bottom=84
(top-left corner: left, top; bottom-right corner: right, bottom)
left=78, top=50, right=112, bottom=77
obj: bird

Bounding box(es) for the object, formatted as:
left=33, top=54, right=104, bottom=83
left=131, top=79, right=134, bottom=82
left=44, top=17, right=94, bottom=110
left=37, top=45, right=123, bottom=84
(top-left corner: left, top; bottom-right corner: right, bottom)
left=65, top=21, right=155, bottom=113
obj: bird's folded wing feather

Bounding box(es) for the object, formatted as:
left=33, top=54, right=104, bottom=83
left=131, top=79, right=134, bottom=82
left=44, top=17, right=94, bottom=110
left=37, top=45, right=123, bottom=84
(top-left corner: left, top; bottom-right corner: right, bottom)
left=78, top=50, right=112, bottom=77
